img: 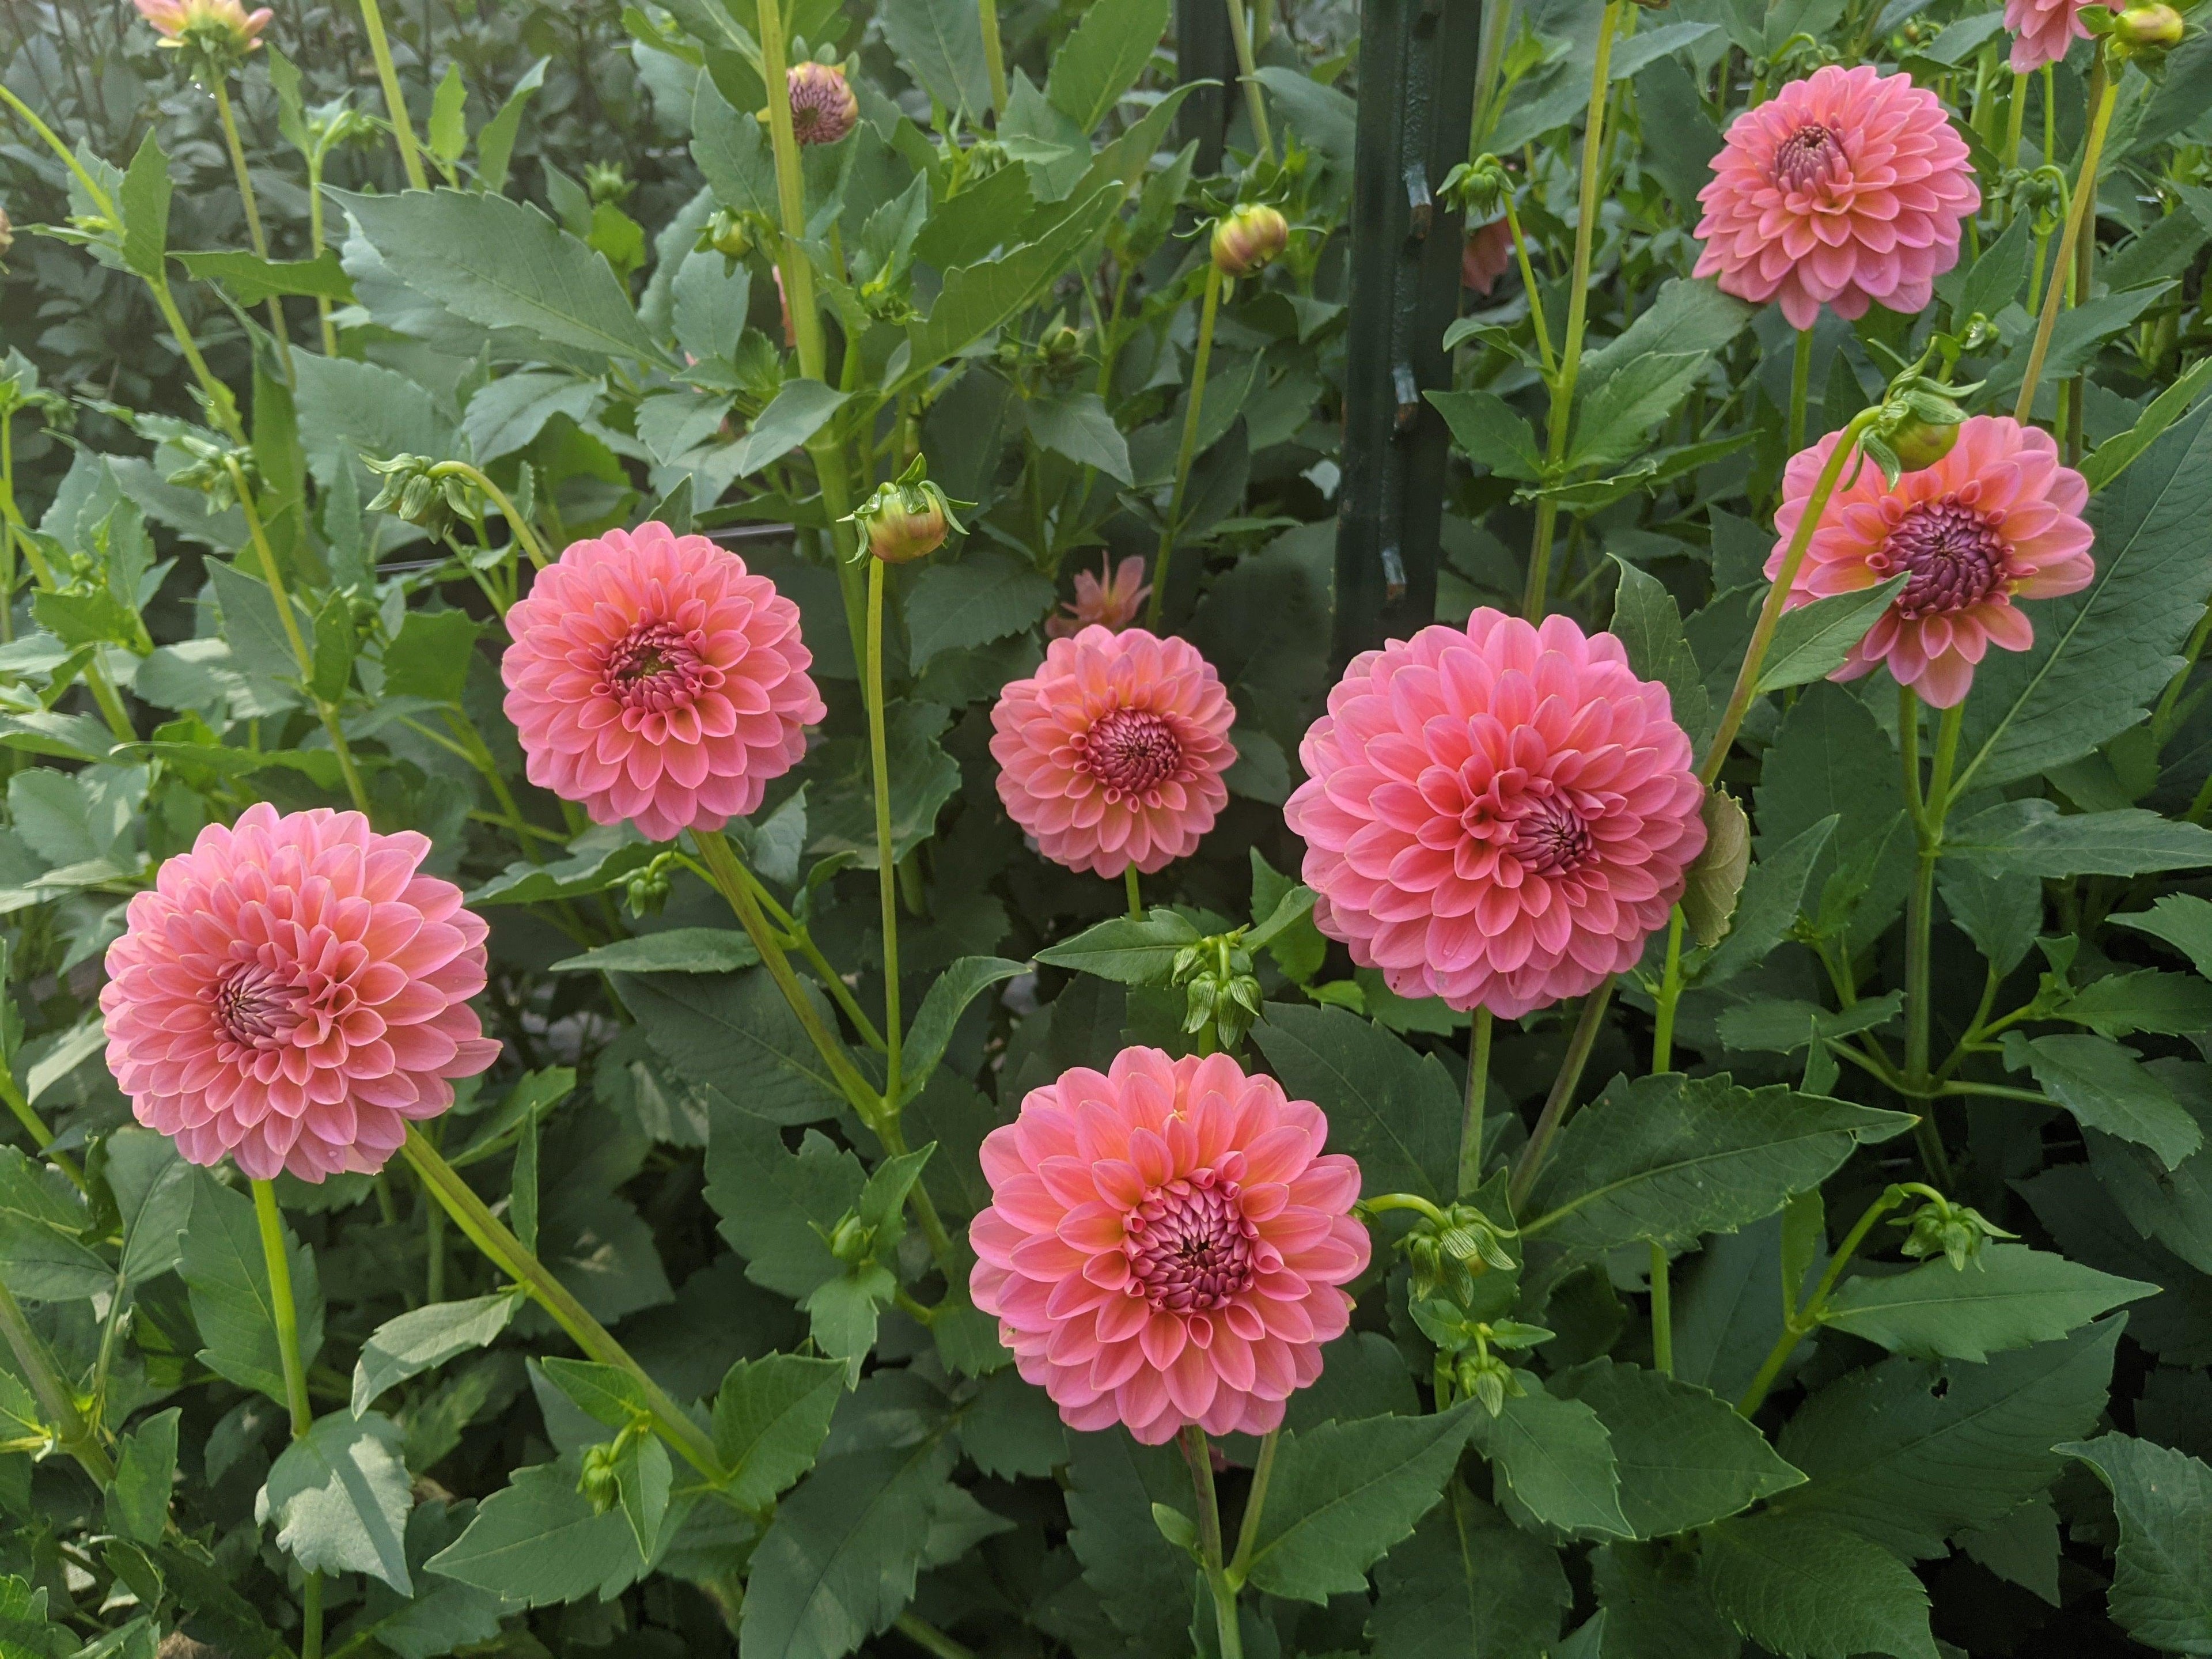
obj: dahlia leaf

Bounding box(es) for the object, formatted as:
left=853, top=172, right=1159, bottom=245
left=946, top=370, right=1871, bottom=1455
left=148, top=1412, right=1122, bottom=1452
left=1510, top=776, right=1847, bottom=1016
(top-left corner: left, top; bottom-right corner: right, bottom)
left=705, top=1115, right=865, bottom=1298
left=1947, top=801, right=2212, bottom=878
left=1429, top=390, right=1544, bottom=483
left=712, top=1355, right=850, bottom=1509
left=1550, top=1360, right=1804, bottom=1536
left=182, top=1170, right=325, bottom=1406
left=1036, top=909, right=1201, bottom=986
left=2111, top=893, right=2212, bottom=980
left=258, top=1411, right=415, bottom=1593
left=1250, top=1002, right=1461, bottom=1202
left=897, top=956, right=1025, bottom=1105
left=903, top=551, right=1056, bottom=669
left=627, top=966, right=848, bottom=1128
left=1065, top=1431, right=1200, bottom=1649
left=1819, top=1245, right=2156, bottom=1363
left=116, top=128, right=171, bottom=281
left=1045, top=0, right=1169, bottom=132
left=877, top=0, right=991, bottom=122
left=2003, top=1033, right=2202, bottom=1170
left=551, top=928, right=760, bottom=976
left=2061, top=1434, right=2212, bottom=1653
left=1366, top=1483, right=1570, bottom=1659
left=1698, top=814, right=1839, bottom=987
left=2052, top=969, right=2212, bottom=1039
left=427, top=1460, right=650, bottom=1605
left=726, top=378, right=849, bottom=478
left=1590, top=1540, right=1744, bottom=1659
left=1465, top=1379, right=1632, bottom=1540
left=1698, top=1512, right=1937, bottom=1659
left=381, top=609, right=481, bottom=708
left=1752, top=574, right=1906, bottom=695
left=105, top=1408, right=179, bottom=1545
left=0, top=1143, right=107, bottom=1302
left=2083, top=1099, right=2212, bottom=1274
left=351, top=1293, right=522, bottom=1418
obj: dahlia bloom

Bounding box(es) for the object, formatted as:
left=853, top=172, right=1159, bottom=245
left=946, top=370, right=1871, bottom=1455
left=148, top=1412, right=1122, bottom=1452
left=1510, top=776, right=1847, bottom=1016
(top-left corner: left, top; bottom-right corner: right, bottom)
left=1461, top=218, right=1513, bottom=297
left=990, top=626, right=1237, bottom=878
left=1693, top=65, right=1980, bottom=331
left=1047, top=554, right=1152, bottom=638
left=2004, top=0, right=2092, bottom=70
left=501, top=521, right=825, bottom=843
left=969, top=1048, right=1369, bottom=1444
left=1767, top=416, right=2093, bottom=708
left=100, top=805, right=499, bottom=1183
left=787, top=63, right=857, bottom=145
left=134, top=0, right=271, bottom=45
left=1285, top=611, right=1706, bottom=1020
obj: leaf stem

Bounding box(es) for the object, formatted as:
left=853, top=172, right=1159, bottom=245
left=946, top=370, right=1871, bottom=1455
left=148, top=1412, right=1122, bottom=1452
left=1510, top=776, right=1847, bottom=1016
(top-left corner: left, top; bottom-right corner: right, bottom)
left=1501, top=192, right=1556, bottom=376
left=426, top=461, right=549, bottom=567
left=866, top=557, right=904, bottom=1107
left=1650, top=906, right=1686, bottom=1073
left=251, top=1177, right=323, bottom=1659
left=1507, top=980, right=1613, bottom=1212
left=211, top=78, right=292, bottom=382
left=355, top=0, right=428, bottom=190
left=2013, top=52, right=2116, bottom=425
left=976, top=0, right=1009, bottom=119
left=1457, top=1007, right=1493, bottom=1198
left=1224, top=0, right=1272, bottom=165
left=1148, top=261, right=1224, bottom=630
left=0, top=1274, right=112, bottom=1483
left=1736, top=1184, right=1907, bottom=1416
left=1178, top=1425, right=1243, bottom=1659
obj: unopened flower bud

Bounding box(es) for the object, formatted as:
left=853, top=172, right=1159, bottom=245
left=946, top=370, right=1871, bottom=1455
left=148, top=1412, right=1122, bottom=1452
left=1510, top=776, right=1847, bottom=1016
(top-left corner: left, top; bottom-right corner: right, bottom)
left=826, top=1212, right=876, bottom=1265
left=697, top=209, right=753, bottom=263
left=577, top=1442, right=621, bottom=1513
left=1888, top=418, right=1959, bottom=473
left=785, top=62, right=858, bottom=146
left=845, top=456, right=967, bottom=564
left=1211, top=203, right=1289, bottom=278
left=2113, top=4, right=2184, bottom=49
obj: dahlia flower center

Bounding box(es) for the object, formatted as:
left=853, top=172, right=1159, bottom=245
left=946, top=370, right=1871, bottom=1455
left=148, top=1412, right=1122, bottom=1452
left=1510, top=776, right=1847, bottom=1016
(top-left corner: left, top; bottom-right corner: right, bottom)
left=1078, top=707, right=1184, bottom=798
left=1124, top=1173, right=1257, bottom=1312
left=601, top=619, right=722, bottom=713
left=1774, top=122, right=1847, bottom=192
left=213, top=960, right=300, bottom=1047
left=1512, top=793, right=1595, bottom=876
left=1876, top=497, right=2010, bottom=618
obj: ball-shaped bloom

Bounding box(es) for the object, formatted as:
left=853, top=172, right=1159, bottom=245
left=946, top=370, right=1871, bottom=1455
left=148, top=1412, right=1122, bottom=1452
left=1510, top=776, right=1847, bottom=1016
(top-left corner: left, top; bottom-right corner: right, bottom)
left=990, top=626, right=1237, bottom=878
left=1461, top=217, right=1513, bottom=297
left=1048, top=554, right=1152, bottom=639
left=100, top=805, right=499, bottom=1183
left=969, top=1048, right=1369, bottom=1444
left=1767, top=416, right=2093, bottom=709
left=1285, top=611, right=1707, bottom=1021
left=501, top=521, right=825, bottom=843
left=787, top=62, right=857, bottom=145
left=2004, top=0, right=2092, bottom=70
left=1693, top=65, right=1979, bottom=331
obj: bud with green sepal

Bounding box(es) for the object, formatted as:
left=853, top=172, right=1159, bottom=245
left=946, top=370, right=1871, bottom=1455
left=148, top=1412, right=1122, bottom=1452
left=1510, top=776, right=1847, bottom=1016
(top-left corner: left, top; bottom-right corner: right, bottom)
left=1896, top=1188, right=2016, bottom=1271
left=842, top=455, right=970, bottom=566
left=623, top=850, right=681, bottom=918
left=1210, top=203, right=1290, bottom=281
left=2110, top=3, right=2186, bottom=53
left=1171, top=931, right=1264, bottom=1053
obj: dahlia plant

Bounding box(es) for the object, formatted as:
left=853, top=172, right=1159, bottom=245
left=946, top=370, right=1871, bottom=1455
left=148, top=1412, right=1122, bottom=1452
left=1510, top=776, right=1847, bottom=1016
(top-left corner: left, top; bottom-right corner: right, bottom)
left=0, top=1, right=2210, bottom=1658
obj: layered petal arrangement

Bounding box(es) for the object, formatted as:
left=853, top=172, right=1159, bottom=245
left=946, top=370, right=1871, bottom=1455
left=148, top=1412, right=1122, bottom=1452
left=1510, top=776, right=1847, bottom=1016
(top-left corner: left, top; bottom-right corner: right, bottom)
left=501, top=521, right=825, bottom=842
left=991, top=625, right=1237, bottom=878
left=101, top=805, right=499, bottom=1183
left=1694, top=64, right=1980, bottom=329
left=2004, top=0, right=2092, bottom=70
left=787, top=62, right=858, bottom=145
left=132, top=0, right=272, bottom=46
left=1048, top=554, right=1153, bottom=638
left=970, top=1048, right=1370, bottom=1444
left=1286, top=610, right=1706, bottom=1020
left=1768, top=415, right=2094, bottom=708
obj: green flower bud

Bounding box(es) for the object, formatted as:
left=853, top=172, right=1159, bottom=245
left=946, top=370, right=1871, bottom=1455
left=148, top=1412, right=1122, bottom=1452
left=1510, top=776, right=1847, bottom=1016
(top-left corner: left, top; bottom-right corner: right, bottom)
left=844, top=455, right=968, bottom=565
left=1211, top=203, right=1289, bottom=278
left=2113, top=4, right=2185, bottom=49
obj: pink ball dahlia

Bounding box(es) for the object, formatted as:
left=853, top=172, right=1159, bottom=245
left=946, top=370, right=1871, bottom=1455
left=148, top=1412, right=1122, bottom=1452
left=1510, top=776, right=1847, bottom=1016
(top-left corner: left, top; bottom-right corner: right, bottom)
left=1285, top=611, right=1706, bottom=1021
left=1767, top=416, right=2094, bottom=709
left=990, top=625, right=1237, bottom=878
left=786, top=62, right=858, bottom=146
left=501, top=521, right=825, bottom=843
left=2005, top=0, right=2092, bottom=71
left=1692, top=65, right=1980, bottom=331
left=100, top=805, right=499, bottom=1183
left=969, top=1047, right=1370, bottom=1444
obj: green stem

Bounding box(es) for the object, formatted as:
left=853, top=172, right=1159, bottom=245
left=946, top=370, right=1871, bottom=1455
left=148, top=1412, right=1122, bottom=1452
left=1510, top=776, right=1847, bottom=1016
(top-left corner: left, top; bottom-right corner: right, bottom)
left=1501, top=194, right=1556, bottom=376
left=1225, top=1426, right=1279, bottom=1583
left=1507, top=981, right=1613, bottom=1212
left=212, top=78, right=292, bottom=380
left=1457, top=1007, right=1492, bottom=1198
left=1699, top=408, right=1880, bottom=785
left=976, top=0, right=1009, bottom=119
left=1, top=424, right=135, bottom=743
left=2014, top=55, right=2116, bottom=425
left=306, top=148, right=338, bottom=355
left=1124, top=865, right=1143, bottom=921
left=428, top=462, right=549, bottom=567
left=1224, top=0, right=1272, bottom=165
left=1650, top=906, right=1685, bottom=1073
left=1179, top=1426, right=1242, bottom=1659
left=252, top=1179, right=323, bottom=1659
left=1787, top=327, right=1812, bottom=456
left=1736, top=1186, right=1906, bottom=1416
left=0, top=1274, right=112, bottom=1483
left=1521, top=0, right=1621, bottom=621
left=1649, top=1240, right=1672, bottom=1377
left=892, top=1613, right=977, bottom=1659
left=1148, top=262, right=1224, bottom=631
left=2003, top=69, right=2027, bottom=171
left=866, top=558, right=903, bottom=1107
left=356, top=0, right=428, bottom=190
left=0, top=1067, right=84, bottom=1189
left=1903, top=699, right=1963, bottom=1093
left=400, top=1128, right=723, bottom=1475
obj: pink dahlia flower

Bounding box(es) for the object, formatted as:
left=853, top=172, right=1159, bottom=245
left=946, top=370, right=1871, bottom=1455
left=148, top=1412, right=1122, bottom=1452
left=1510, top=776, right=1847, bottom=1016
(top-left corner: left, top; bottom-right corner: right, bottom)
left=970, top=1047, right=1370, bottom=1444
left=1768, top=416, right=2094, bottom=709
left=786, top=63, right=858, bottom=145
left=1461, top=217, right=1513, bottom=297
left=100, top=805, right=499, bottom=1183
left=1693, top=65, right=1979, bottom=331
left=1285, top=611, right=1706, bottom=1021
left=990, top=625, right=1237, bottom=878
left=134, top=0, right=272, bottom=44
left=501, top=521, right=825, bottom=843
left=1047, top=554, right=1152, bottom=639
left=2005, top=0, right=2092, bottom=71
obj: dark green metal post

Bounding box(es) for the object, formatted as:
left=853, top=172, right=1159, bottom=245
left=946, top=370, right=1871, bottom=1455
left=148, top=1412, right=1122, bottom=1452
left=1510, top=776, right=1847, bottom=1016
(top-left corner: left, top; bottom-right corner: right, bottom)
left=1332, top=0, right=1481, bottom=663
left=1177, top=0, right=1234, bottom=176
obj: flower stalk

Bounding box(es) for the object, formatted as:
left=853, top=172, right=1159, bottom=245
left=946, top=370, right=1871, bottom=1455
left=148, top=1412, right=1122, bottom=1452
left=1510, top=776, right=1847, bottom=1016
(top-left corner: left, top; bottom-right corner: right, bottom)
left=2013, top=50, right=2117, bottom=425
left=1179, top=1425, right=1244, bottom=1659
left=865, top=556, right=903, bottom=1106
left=355, top=0, right=427, bottom=190
left=211, top=78, right=293, bottom=379
left=251, top=1178, right=323, bottom=1659
left=1224, top=0, right=1272, bottom=165
left=1457, top=1007, right=1493, bottom=1198
left=0, top=1273, right=112, bottom=1483
left=1147, top=260, right=1225, bottom=630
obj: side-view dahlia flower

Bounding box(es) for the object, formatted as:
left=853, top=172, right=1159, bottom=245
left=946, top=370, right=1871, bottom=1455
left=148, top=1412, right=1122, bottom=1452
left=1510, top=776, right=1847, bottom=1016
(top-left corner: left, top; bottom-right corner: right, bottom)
left=101, top=805, right=499, bottom=1183
left=1461, top=217, right=1513, bottom=297
left=786, top=62, right=858, bottom=146
left=134, top=0, right=271, bottom=47
left=990, top=625, right=1236, bottom=878
left=1693, top=65, right=1980, bottom=330
left=2005, top=0, right=2092, bottom=70
left=1768, top=415, right=2093, bottom=708
left=1285, top=610, right=1706, bottom=1021
left=1048, top=554, right=1152, bottom=638
left=970, top=1048, right=1370, bottom=1444
left=501, top=521, right=825, bottom=843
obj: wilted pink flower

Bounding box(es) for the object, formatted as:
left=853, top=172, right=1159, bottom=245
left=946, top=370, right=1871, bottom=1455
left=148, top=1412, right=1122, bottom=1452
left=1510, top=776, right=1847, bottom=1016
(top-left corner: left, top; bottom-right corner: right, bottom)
left=1693, top=65, right=1979, bottom=331
left=501, top=521, right=825, bottom=843
left=133, top=0, right=271, bottom=47
left=970, top=1048, right=1369, bottom=1444
left=1768, top=416, right=2093, bottom=708
left=1461, top=218, right=1513, bottom=297
left=100, top=805, right=498, bottom=1183
left=787, top=62, right=857, bottom=145
left=991, top=626, right=1237, bottom=878
left=1048, top=554, right=1152, bottom=639
left=2004, top=0, right=2092, bottom=70
left=1286, top=611, right=1706, bottom=1021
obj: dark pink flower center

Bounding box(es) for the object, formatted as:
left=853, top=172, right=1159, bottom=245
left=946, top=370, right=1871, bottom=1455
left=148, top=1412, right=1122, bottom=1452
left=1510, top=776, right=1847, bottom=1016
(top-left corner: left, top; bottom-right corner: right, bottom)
left=1125, top=1172, right=1257, bottom=1312
left=788, top=66, right=854, bottom=143
left=1078, top=707, right=1184, bottom=798
left=214, top=960, right=298, bottom=1047
left=1874, top=497, right=2010, bottom=618
left=1512, top=793, right=1594, bottom=874
left=1774, top=123, right=1847, bottom=192
left=601, top=619, right=723, bottom=713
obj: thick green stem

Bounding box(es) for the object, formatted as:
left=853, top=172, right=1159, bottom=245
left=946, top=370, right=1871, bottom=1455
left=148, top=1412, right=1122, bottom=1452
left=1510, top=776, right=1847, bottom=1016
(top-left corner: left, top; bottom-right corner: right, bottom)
left=1457, top=1007, right=1493, bottom=1198
left=866, top=558, right=903, bottom=1106
left=0, top=1274, right=112, bottom=1483
left=1179, top=1426, right=1242, bottom=1659
left=306, top=149, right=339, bottom=355
left=1507, top=982, right=1613, bottom=1212
left=400, top=1128, right=722, bottom=1475
left=1903, top=699, right=1963, bottom=1092
left=1522, top=0, right=1621, bottom=620
left=252, top=1179, right=323, bottom=1659
left=356, top=0, right=427, bottom=190
left=1787, top=328, right=1812, bottom=456
left=2003, top=69, right=2027, bottom=171
left=1650, top=906, right=1685, bottom=1073
left=1501, top=194, right=1556, bottom=376
left=212, top=78, right=293, bottom=380
left=1737, top=1187, right=1905, bottom=1416
left=1649, top=1240, right=1672, bottom=1377
left=2014, top=56, right=2116, bottom=425
left=0, top=1067, right=84, bottom=1189
left=1125, top=866, right=1143, bottom=921
left=1148, top=262, right=1224, bottom=630
left=1224, top=0, right=1272, bottom=164
left=976, top=0, right=1009, bottom=119
left=1225, top=1427, right=1278, bottom=1585
left=892, top=1614, right=978, bottom=1659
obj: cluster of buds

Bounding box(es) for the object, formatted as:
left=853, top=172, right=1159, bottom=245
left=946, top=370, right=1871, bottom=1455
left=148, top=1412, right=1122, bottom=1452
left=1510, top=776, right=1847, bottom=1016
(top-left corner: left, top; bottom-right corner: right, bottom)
left=1210, top=203, right=1289, bottom=281
left=1439, top=154, right=1513, bottom=221
left=821, top=1208, right=878, bottom=1267
left=1896, top=1189, right=2015, bottom=1271
left=575, top=1416, right=654, bottom=1514
left=364, top=452, right=475, bottom=539
left=843, top=455, right=968, bottom=565
left=585, top=161, right=634, bottom=207
left=779, top=60, right=859, bottom=147
left=0, top=350, right=70, bottom=429
left=1409, top=1300, right=1551, bottom=1415
left=1039, top=321, right=1087, bottom=381
left=623, top=850, right=683, bottom=919
left=2003, top=165, right=2069, bottom=235
left=1172, top=932, right=1264, bottom=1051
left=1396, top=1200, right=1518, bottom=1304
left=131, top=0, right=271, bottom=85
left=161, top=430, right=257, bottom=512
left=1453, top=1349, right=1522, bottom=1416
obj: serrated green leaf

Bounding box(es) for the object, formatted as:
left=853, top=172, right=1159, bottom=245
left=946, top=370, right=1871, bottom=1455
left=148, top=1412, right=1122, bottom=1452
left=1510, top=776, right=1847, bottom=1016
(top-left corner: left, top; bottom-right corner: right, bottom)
left=175, top=249, right=354, bottom=307
left=1754, top=576, right=1907, bottom=695
left=106, top=1408, right=178, bottom=1544
left=1467, top=1376, right=1633, bottom=1539
left=904, top=551, right=1055, bottom=668
left=711, top=1354, right=846, bottom=1510
left=704, top=1113, right=862, bottom=1299
left=897, top=957, right=1023, bottom=1105
left=426, top=1460, right=645, bottom=1606
left=1550, top=1359, right=1804, bottom=1537
left=2113, top=893, right=2212, bottom=980
left=1819, top=1245, right=2155, bottom=1362
left=2061, top=1433, right=2212, bottom=1653
left=351, top=1294, right=522, bottom=1417
left=552, top=929, right=759, bottom=975
left=1948, top=801, right=2212, bottom=879
left=1430, top=389, right=1546, bottom=482
left=259, top=1412, right=415, bottom=1592
left=624, top=966, right=847, bottom=1128
left=2007, top=1033, right=2202, bottom=1169
left=1699, top=1513, right=1937, bottom=1659
left=1366, top=1482, right=1570, bottom=1659
left=181, top=1171, right=324, bottom=1405
left=1046, top=0, right=1168, bottom=130
left=1250, top=1002, right=1461, bottom=1202
left=1035, top=908, right=1200, bottom=984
